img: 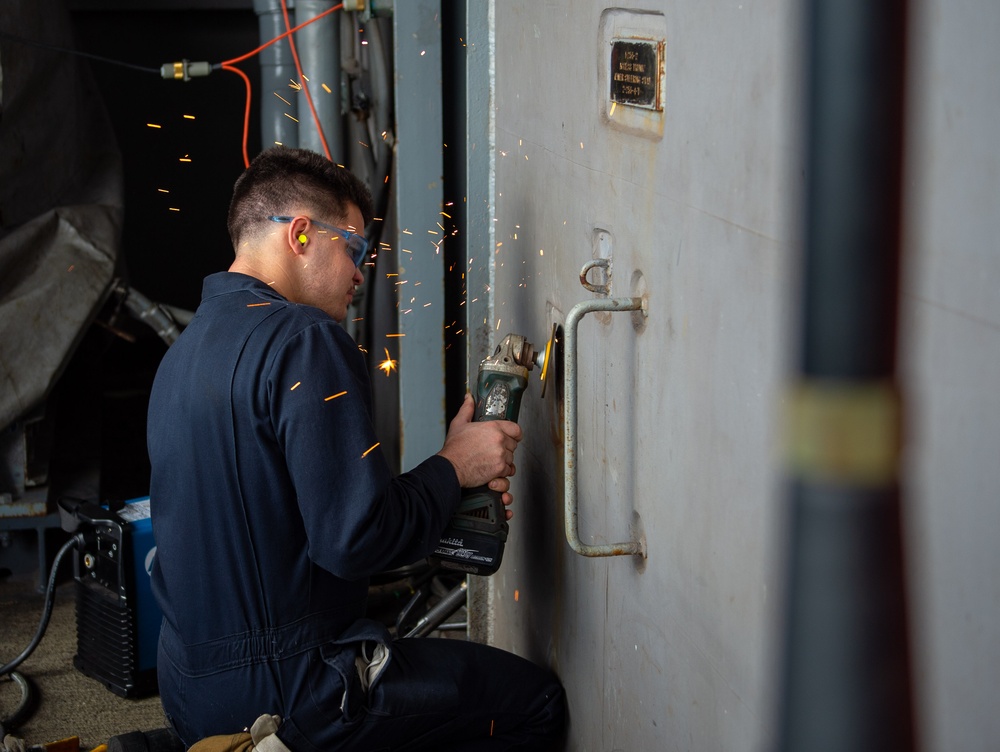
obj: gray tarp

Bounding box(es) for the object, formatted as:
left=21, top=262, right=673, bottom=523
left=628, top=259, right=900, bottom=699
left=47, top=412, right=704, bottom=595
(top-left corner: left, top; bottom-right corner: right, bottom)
left=0, top=0, right=123, bottom=432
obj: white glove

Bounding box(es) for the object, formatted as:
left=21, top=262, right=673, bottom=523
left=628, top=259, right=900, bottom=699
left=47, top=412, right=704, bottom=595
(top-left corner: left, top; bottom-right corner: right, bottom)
left=2, top=735, right=27, bottom=752
left=249, top=715, right=291, bottom=752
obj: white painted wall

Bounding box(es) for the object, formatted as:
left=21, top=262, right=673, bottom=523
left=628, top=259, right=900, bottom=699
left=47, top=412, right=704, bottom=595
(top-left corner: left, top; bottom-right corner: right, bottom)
left=466, top=1, right=1000, bottom=750
left=901, top=1, right=1000, bottom=750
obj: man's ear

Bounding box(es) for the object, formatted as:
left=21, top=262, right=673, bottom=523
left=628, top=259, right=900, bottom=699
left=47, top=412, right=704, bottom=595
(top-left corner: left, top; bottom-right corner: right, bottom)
left=286, top=217, right=310, bottom=255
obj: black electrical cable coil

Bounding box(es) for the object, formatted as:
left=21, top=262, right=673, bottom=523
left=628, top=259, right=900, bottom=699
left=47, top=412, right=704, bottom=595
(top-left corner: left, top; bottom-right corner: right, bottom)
left=0, top=535, right=81, bottom=734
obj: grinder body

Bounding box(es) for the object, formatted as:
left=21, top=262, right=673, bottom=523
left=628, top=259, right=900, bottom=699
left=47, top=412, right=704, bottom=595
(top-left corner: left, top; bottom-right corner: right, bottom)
left=431, top=335, right=538, bottom=575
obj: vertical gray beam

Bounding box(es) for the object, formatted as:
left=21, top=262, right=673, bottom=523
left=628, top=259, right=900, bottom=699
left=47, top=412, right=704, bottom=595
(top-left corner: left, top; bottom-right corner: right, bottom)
left=465, top=0, right=496, bottom=375
left=463, top=0, right=496, bottom=646
left=393, top=0, right=445, bottom=471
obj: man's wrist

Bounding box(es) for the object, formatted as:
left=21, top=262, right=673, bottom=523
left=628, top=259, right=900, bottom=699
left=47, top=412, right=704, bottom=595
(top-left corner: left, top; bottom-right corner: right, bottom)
left=435, top=451, right=465, bottom=487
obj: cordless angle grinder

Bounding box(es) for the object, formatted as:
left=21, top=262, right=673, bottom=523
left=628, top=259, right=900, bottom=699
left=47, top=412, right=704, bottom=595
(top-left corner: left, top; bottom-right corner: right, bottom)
left=431, top=330, right=554, bottom=576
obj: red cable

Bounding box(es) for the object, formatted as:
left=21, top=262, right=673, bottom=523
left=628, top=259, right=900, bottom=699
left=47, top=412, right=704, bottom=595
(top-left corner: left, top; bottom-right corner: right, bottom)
left=219, top=4, right=341, bottom=66
left=220, top=2, right=344, bottom=167
left=221, top=63, right=253, bottom=168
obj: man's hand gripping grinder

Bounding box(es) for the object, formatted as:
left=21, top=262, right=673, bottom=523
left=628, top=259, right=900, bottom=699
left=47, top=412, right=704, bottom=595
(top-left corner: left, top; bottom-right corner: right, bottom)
left=431, top=332, right=549, bottom=576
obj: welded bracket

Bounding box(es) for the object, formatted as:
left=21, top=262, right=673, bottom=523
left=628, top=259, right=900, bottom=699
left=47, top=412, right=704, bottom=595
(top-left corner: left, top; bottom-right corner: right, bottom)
left=563, top=290, right=648, bottom=558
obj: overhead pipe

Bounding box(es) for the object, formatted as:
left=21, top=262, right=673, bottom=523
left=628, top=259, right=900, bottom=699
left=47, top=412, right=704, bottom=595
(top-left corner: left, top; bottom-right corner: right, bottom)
left=775, top=0, right=916, bottom=750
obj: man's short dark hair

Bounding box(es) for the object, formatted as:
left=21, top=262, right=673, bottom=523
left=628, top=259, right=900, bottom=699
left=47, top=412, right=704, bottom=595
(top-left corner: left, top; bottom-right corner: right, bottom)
left=227, top=147, right=375, bottom=249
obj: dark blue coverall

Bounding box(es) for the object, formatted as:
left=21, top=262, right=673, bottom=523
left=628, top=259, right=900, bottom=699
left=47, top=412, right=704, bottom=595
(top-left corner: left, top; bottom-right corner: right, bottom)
left=147, top=272, right=566, bottom=750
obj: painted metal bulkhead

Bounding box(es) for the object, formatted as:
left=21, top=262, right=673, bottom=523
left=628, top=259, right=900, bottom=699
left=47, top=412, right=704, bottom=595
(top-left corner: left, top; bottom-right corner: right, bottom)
left=469, top=2, right=797, bottom=748
left=464, top=1, right=1000, bottom=750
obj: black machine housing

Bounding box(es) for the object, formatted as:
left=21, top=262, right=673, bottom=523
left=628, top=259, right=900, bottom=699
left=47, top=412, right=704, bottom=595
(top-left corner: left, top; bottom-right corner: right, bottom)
left=59, top=496, right=161, bottom=698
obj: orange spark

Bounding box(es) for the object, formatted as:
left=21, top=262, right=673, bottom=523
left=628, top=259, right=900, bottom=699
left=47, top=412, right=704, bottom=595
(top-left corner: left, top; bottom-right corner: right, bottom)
left=378, top=348, right=398, bottom=377
left=246, top=302, right=271, bottom=307
left=362, top=442, right=381, bottom=458
left=290, top=382, right=301, bottom=390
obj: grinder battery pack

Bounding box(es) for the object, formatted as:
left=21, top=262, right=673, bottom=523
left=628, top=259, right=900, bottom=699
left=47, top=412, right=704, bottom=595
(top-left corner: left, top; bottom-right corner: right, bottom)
left=431, top=333, right=547, bottom=575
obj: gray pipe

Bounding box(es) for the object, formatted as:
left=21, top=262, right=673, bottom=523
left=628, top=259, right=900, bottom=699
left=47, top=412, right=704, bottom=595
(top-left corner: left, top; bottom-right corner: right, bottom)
left=775, top=0, right=915, bottom=749
left=295, top=0, right=342, bottom=161
left=253, top=0, right=299, bottom=149
left=345, top=19, right=377, bottom=190
left=120, top=286, right=181, bottom=346
left=366, top=18, right=393, bottom=183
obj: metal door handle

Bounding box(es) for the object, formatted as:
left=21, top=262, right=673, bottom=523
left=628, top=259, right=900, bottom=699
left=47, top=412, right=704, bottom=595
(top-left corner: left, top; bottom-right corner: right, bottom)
left=564, top=294, right=647, bottom=557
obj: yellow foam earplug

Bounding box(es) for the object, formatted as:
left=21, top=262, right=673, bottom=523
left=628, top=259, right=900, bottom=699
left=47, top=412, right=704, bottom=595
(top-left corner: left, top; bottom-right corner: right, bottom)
left=298, top=234, right=308, bottom=245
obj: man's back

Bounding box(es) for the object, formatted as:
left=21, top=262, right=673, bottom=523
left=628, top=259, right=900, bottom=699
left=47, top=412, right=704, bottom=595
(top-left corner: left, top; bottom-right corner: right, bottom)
left=148, top=271, right=456, bottom=683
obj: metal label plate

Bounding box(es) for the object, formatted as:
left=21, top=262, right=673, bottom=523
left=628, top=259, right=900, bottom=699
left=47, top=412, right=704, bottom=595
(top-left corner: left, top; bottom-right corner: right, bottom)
left=599, top=10, right=667, bottom=139
left=610, top=39, right=660, bottom=110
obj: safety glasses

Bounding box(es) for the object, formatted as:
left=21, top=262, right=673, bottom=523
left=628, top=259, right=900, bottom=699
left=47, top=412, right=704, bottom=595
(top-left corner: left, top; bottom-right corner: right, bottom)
left=268, top=215, right=370, bottom=267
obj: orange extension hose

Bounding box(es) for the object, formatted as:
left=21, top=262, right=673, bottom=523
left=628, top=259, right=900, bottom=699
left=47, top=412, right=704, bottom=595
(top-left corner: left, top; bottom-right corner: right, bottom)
left=220, top=2, right=344, bottom=167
